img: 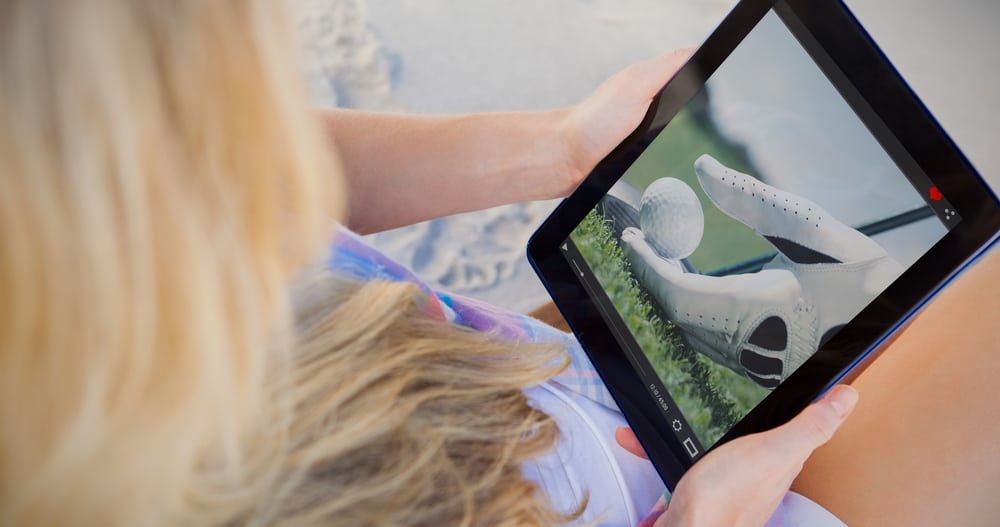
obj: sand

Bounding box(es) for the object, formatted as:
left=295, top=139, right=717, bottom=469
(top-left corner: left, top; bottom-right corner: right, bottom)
left=294, top=0, right=1000, bottom=312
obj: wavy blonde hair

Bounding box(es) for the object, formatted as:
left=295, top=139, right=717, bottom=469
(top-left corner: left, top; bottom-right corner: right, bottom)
left=0, top=1, right=569, bottom=525
left=251, top=272, right=573, bottom=527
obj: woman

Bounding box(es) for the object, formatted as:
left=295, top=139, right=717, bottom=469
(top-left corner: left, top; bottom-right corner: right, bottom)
left=2, top=1, right=994, bottom=526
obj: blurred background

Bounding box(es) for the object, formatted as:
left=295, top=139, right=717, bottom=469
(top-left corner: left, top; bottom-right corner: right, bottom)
left=294, top=0, right=1000, bottom=313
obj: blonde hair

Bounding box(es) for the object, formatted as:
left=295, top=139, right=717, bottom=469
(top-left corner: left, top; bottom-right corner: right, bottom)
left=1, top=0, right=338, bottom=524
left=246, top=272, right=573, bottom=527
left=0, top=1, right=571, bottom=526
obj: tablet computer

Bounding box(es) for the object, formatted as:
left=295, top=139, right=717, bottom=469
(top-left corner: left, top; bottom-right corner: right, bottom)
left=528, top=0, right=1000, bottom=489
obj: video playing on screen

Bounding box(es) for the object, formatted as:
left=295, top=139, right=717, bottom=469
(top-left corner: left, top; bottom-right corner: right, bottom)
left=567, top=7, right=956, bottom=451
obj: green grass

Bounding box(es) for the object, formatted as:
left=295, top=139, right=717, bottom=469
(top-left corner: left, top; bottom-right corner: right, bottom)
left=571, top=209, right=769, bottom=447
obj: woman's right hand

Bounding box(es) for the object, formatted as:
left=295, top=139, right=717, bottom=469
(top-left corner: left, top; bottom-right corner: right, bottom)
left=618, top=384, right=858, bottom=527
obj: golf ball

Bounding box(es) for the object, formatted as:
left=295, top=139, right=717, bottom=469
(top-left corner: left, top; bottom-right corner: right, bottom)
left=639, top=177, right=704, bottom=259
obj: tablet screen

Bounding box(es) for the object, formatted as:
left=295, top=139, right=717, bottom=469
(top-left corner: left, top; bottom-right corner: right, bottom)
left=563, top=2, right=959, bottom=456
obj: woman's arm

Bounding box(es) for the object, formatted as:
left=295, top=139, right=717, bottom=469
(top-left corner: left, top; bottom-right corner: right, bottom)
left=323, top=50, right=692, bottom=234
left=322, top=108, right=574, bottom=233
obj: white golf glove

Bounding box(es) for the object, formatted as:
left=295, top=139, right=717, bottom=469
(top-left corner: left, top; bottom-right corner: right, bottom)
left=621, top=155, right=903, bottom=388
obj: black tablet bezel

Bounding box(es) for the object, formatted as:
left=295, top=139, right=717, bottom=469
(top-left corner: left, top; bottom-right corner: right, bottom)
left=528, top=0, right=1000, bottom=489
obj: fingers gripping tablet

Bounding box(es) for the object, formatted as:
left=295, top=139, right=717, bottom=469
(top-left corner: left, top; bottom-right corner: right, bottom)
left=528, top=0, right=1000, bottom=488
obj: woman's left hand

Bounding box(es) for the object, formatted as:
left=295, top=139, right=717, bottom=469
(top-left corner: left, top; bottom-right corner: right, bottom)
left=559, top=49, right=692, bottom=193
left=324, top=49, right=691, bottom=233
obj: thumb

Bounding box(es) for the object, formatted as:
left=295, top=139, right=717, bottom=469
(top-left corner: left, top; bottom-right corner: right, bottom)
left=771, top=385, right=859, bottom=458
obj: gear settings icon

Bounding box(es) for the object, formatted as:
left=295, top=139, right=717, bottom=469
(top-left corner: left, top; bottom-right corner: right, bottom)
left=672, top=419, right=683, bottom=432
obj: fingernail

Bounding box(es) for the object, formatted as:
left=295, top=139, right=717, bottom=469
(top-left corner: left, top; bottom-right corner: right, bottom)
left=826, top=385, right=859, bottom=419
left=638, top=507, right=667, bottom=527
left=637, top=494, right=669, bottom=527
left=653, top=494, right=670, bottom=512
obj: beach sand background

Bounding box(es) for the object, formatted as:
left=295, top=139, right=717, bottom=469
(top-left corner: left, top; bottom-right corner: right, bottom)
left=295, top=0, right=1000, bottom=312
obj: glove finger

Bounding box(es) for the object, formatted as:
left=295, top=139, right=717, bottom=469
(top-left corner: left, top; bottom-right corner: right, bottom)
left=694, top=154, right=887, bottom=264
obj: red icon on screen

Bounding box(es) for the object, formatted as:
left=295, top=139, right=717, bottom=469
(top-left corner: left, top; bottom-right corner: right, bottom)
left=929, top=186, right=943, bottom=201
